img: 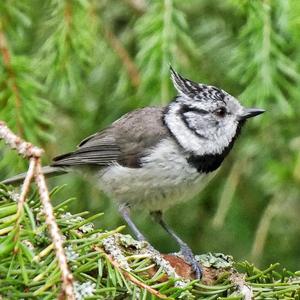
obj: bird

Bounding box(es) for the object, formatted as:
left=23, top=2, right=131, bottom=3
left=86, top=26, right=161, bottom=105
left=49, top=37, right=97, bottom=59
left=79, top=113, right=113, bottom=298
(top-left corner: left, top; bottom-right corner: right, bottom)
left=2, top=67, right=265, bottom=279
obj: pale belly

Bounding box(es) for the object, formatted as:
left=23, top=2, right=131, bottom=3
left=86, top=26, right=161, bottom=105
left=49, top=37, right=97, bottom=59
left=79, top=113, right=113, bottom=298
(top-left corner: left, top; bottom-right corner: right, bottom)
left=97, top=139, right=217, bottom=211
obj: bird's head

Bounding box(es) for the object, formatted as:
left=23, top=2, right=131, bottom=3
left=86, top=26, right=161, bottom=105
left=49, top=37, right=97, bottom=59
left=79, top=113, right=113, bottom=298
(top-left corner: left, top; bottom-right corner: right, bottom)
left=164, top=67, right=265, bottom=156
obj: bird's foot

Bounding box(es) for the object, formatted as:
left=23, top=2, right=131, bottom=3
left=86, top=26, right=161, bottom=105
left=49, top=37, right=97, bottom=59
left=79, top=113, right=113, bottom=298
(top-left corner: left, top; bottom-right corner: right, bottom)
left=180, top=244, right=202, bottom=279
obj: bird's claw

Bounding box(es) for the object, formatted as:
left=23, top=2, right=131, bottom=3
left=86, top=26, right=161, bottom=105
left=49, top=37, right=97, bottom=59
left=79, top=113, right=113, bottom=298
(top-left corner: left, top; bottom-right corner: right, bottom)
left=180, top=244, right=202, bottom=279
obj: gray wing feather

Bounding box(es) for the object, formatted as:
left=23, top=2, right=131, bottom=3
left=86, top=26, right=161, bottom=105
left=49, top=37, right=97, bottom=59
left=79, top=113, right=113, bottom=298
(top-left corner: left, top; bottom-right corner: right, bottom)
left=52, top=137, right=120, bottom=166
left=52, top=107, right=168, bottom=168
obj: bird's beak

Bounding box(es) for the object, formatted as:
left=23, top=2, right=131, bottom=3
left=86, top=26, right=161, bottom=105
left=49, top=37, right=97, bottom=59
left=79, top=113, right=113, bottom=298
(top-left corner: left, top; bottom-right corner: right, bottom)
left=239, top=108, right=265, bottom=120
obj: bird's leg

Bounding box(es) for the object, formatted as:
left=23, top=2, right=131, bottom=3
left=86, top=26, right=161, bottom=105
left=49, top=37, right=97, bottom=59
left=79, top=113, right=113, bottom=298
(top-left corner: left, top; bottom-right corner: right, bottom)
left=150, top=210, right=202, bottom=279
left=118, top=204, right=146, bottom=241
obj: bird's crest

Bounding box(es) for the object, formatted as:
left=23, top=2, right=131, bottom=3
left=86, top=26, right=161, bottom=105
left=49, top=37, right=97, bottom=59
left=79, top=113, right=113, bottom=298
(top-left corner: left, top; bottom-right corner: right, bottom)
left=170, top=66, right=225, bottom=102
left=170, top=66, right=203, bottom=98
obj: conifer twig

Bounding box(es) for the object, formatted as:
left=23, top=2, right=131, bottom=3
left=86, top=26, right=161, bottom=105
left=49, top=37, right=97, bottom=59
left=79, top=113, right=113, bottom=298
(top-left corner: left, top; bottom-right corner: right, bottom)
left=230, top=273, right=253, bottom=300
left=14, top=158, right=38, bottom=241
left=251, top=195, right=280, bottom=264
left=0, top=122, right=43, bottom=158
left=0, top=25, right=23, bottom=137
left=95, top=246, right=168, bottom=299
left=35, top=161, right=74, bottom=300
left=0, top=121, right=75, bottom=300
left=104, top=27, right=140, bottom=87
left=212, top=160, right=243, bottom=228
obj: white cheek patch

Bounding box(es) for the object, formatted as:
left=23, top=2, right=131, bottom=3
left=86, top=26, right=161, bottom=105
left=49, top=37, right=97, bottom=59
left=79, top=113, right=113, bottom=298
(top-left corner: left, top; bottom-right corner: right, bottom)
left=165, top=103, right=207, bottom=155
left=165, top=102, right=238, bottom=156
left=183, top=112, right=208, bottom=138
left=216, top=119, right=239, bottom=148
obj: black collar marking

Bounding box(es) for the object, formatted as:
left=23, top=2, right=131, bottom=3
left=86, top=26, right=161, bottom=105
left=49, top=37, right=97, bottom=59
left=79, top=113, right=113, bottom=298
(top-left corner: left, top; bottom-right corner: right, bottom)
left=187, top=150, right=230, bottom=173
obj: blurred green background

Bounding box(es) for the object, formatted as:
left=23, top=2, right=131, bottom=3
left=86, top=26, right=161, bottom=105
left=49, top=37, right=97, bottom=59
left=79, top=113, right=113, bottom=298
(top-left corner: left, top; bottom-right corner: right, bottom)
left=1, top=0, right=300, bottom=270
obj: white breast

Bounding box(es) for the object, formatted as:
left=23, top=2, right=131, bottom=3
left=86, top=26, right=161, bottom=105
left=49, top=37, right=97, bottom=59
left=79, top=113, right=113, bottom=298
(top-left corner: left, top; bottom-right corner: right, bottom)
left=97, top=138, right=216, bottom=211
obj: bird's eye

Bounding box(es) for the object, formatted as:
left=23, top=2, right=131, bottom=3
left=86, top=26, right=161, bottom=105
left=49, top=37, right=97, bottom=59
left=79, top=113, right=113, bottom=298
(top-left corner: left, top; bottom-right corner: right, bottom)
left=215, top=107, right=227, bottom=117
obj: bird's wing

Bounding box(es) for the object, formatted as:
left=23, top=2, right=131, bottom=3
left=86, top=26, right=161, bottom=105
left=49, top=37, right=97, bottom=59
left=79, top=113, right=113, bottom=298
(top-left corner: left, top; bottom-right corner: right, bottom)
left=51, top=107, right=169, bottom=168
left=51, top=135, right=120, bottom=167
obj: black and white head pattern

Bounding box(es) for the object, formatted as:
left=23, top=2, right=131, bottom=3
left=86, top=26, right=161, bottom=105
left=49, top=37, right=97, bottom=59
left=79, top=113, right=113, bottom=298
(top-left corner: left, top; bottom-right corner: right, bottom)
left=165, top=67, right=246, bottom=156
left=170, top=66, right=227, bottom=103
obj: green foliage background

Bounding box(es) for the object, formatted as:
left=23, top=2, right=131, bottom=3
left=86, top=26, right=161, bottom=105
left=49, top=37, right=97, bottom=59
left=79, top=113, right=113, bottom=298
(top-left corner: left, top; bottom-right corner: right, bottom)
left=1, top=0, right=300, bottom=271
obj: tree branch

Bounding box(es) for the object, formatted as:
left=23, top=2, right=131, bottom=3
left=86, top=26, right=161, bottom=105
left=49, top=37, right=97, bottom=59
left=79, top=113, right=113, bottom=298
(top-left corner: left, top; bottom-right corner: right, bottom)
left=104, top=27, right=140, bottom=88
left=0, top=121, right=75, bottom=300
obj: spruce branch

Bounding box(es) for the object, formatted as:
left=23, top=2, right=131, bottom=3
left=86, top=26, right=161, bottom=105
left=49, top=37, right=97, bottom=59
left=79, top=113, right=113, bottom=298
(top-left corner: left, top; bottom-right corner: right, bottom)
left=228, top=0, right=300, bottom=262
left=0, top=181, right=300, bottom=299
left=0, top=2, right=52, bottom=178
left=230, top=0, right=300, bottom=112
left=0, top=121, right=75, bottom=299
left=136, top=0, right=196, bottom=104
left=0, top=8, right=51, bottom=144
left=37, top=0, right=98, bottom=101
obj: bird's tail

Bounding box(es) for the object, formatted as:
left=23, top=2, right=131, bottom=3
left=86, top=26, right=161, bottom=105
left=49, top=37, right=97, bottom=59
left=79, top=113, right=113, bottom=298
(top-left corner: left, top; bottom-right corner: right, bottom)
left=1, top=166, right=67, bottom=186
